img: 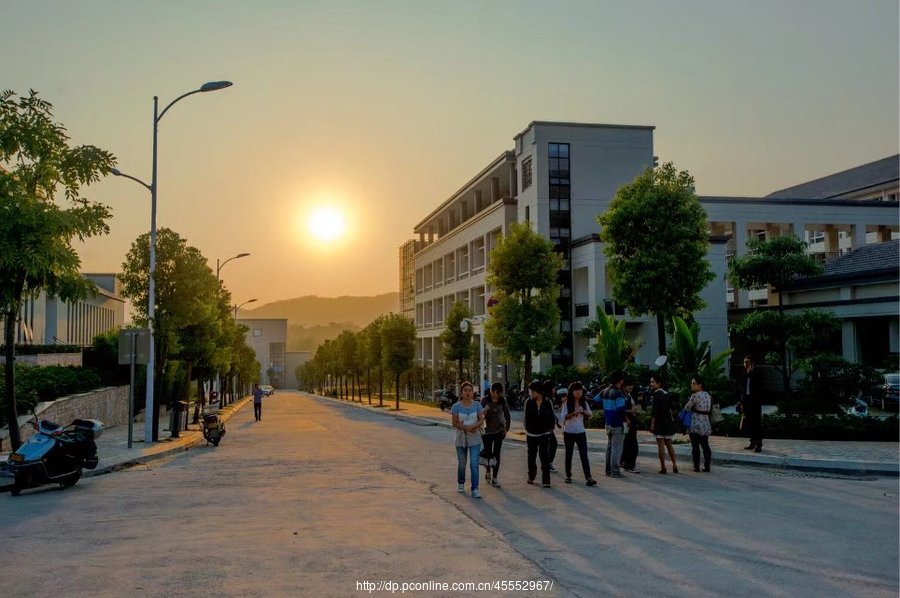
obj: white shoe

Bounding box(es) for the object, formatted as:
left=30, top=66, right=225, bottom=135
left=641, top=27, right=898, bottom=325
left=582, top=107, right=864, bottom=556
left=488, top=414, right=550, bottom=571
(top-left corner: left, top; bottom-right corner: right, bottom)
left=457, top=483, right=465, bottom=493
left=491, top=478, right=501, bottom=488
left=471, top=489, right=482, bottom=499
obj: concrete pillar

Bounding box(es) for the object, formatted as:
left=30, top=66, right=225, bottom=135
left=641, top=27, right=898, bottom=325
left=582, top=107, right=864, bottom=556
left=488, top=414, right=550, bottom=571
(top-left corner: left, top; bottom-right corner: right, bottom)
left=792, top=221, right=807, bottom=242
left=852, top=224, right=867, bottom=250
left=509, top=164, right=517, bottom=198
left=735, top=222, right=749, bottom=308
left=842, top=320, right=858, bottom=363
left=890, top=319, right=899, bottom=354
left=491, top=177, right=500, bottom=203
left=474, top=190, right=483, bottom=212
left=824, top=224, right=839, bottom=254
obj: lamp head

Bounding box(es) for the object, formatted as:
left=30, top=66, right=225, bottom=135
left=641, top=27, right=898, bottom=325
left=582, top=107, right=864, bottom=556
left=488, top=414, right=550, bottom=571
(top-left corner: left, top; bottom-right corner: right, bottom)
left=110, top=168, right=122, bottom=176
left=459, top=319, right=470, bottom=333
left=237, top=252, right=250, bottom=259
left=200, top=81, right=233, bottom=92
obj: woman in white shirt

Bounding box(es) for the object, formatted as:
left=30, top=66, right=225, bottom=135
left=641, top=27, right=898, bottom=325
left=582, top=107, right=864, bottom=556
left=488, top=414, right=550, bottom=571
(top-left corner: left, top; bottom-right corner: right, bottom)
left=558, top=382, right=597, bottom=486
left=684, top=375, right=713, bottom=472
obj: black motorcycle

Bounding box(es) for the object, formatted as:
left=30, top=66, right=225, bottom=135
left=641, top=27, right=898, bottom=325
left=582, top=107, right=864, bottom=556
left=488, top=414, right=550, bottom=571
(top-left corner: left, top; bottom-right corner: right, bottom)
left=200, top=407, right=226, bottom=446
left=4, top=418, right=103, bottom=496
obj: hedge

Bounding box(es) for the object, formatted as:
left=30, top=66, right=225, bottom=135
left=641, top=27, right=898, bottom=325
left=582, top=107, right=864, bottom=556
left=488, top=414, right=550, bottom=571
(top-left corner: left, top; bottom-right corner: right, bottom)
left=586, top=409, right=898, bottom=441
left=0, top=365, right=103, bottom=427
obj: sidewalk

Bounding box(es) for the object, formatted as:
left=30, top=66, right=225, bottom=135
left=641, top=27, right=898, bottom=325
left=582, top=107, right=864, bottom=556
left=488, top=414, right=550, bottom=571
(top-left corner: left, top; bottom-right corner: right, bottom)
left=315, top=392, right=900, bottom=476
left=1, top=397, right=252, bottom=491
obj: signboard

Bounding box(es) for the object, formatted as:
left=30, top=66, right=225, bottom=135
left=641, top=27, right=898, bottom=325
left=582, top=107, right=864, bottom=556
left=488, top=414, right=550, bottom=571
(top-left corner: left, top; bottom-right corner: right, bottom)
left=118, top=328, right=151, bottom=365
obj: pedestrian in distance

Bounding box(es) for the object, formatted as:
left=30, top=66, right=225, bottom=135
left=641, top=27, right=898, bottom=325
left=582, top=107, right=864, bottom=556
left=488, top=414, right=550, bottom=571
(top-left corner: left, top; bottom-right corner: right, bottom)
left=685, top=375, right=713, bottom=472
left=648, top=375, right=678, bottom=474
left=451, top=381, right=485, bottom=499
left=559, top=381, right=597, bottom=486
left=252, top=383, right=265, bottom=422
left=602, top=371, right=628, bottom=478
left=482, top=375, right=491, bottom=399
left=738, top=355, right=764, bottom=452
left=480, top=382, right=510, bottom=488
left=620, top=381, right=640, bottom=473
left=524, top=380, right=557, bottom=488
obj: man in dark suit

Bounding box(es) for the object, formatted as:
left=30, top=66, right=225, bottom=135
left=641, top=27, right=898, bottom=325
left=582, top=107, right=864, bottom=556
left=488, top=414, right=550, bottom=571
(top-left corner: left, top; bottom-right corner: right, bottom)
left=738, top=355, right=763, bottom=452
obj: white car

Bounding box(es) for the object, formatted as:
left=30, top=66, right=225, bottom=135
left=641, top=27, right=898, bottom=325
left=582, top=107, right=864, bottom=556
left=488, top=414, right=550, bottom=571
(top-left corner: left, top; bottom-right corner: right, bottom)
left=260, top=385, right=275, bottom=396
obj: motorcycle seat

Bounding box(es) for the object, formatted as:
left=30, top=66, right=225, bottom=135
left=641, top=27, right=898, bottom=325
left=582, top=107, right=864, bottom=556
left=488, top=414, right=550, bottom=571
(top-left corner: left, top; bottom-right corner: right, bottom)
left=38, top=420, right=61, bottom=432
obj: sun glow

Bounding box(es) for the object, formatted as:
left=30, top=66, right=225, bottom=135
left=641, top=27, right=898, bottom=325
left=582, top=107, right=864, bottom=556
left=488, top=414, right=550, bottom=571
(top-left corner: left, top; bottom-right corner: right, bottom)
left=307, top=206, right=347, bottom=242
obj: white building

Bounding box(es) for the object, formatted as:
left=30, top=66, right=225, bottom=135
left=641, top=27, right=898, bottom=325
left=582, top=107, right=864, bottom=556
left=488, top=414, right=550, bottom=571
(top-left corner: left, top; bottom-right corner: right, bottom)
left=408, top=122, right=899, bottom=382
left=236, top=318, right=287, bottom=387
left=1, top=273, right=125, bottom=347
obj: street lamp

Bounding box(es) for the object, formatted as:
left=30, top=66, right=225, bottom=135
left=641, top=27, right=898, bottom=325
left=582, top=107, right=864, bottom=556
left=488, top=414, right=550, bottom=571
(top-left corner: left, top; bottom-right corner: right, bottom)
left=217, top=252, right=250, bottom=281
left=234, top=298, right=257, bottom=319
left=111, top=80, right=232, bottom=443
left=459, top=315, right=486, bottom=394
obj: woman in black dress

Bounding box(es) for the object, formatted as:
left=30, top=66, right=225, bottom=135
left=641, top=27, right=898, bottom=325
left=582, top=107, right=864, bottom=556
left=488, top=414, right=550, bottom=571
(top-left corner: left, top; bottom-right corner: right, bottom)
left=648, top=375, right=678, bottom=474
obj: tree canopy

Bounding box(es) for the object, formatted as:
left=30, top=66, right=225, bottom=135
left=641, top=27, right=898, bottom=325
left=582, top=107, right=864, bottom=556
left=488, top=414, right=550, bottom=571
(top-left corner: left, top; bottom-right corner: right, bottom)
left=0, top=90, right=115, bottom=449
left=440, top=301, right=474, bottom=386
left=484, top=222, right=562, bottom=383
left=598, top=162, right=714, bottom=355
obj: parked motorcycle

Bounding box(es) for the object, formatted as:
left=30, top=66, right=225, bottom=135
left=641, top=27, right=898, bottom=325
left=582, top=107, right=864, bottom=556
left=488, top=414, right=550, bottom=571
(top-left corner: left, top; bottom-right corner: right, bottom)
left=4, top=417, right=103, bottom=497
left=200, top=407, right=226, bottom=446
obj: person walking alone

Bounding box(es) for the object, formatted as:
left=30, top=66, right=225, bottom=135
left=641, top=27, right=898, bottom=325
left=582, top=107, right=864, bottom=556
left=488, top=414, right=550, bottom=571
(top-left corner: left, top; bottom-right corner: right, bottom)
left=252, top=383, right=265, bottom=422
left=559, top=381, right=597, bottom=486
left=480, top=382, right=510, bottom=488
left=451, top=382, right=485, bottom=498
left=685, top=375, right=713, bottom=472
left=739, top=355, right=764, bottom=452
left=602, top=371, right=628, bottom=478
left=648, top=375, right=678, bottom=474
left=524, top=380, right=557, bottom=488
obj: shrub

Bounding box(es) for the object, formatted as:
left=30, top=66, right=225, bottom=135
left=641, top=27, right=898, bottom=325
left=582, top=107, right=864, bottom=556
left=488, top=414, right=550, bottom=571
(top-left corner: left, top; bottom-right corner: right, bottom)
left=0, top=365, right=104, bottom=426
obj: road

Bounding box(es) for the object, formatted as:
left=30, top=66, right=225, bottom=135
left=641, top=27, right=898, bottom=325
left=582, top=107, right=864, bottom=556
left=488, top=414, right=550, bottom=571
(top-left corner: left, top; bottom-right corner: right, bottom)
left=1, top=390, right=897, bottom=597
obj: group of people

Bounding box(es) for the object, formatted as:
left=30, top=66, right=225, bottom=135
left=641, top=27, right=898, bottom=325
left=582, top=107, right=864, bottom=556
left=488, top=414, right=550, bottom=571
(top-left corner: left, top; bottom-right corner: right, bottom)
left=450, top=355, right=765, bottom=499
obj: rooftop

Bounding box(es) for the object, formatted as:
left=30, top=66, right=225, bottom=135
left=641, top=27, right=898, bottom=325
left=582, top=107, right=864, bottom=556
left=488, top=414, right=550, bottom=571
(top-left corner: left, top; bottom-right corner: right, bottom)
left=766, top=155, right=899, bottom=200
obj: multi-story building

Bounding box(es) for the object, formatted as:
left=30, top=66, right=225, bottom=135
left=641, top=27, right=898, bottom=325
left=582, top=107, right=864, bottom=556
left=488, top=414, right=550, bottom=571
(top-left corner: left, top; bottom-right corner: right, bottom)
left=407, top=121, right=898, bottom=383
left=398, top=239, right=419, bottom=322
left=0, top=273, right=126, bottom=347
left=236, top=318, right=287, bottom=387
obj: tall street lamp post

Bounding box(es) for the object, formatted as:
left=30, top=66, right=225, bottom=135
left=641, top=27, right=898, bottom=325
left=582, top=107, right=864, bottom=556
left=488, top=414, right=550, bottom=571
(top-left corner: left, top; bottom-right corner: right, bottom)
left=112, top=80, right=232, bottom=443
left=217, top=252, right=250, bottom=281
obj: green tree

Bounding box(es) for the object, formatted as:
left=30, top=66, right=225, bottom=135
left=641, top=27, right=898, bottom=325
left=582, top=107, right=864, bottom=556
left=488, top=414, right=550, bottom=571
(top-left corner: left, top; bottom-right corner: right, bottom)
left=667, top=316, right=733, bottom=399
left=0, top=90, right=115, bottom=449
left=730, top=309, right=841, bottom=408
left=484, top=222, right=563, bottom=383
left=365, top=316, right=386, bottom=406
left=729, top=235, right=824, bottom=399
left=440, top=301, right=474, bottom=388
left=380, top=313, right=416, bottom=410
left=119, top=228, right=221, bottom=438
left=583, top=308, right=639, bottom=374
left=598, top=162, right=714, bottom=357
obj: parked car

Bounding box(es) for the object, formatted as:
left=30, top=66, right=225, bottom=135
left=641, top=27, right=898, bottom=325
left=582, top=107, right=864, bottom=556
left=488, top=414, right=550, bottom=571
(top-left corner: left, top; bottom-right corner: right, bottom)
left=878, top=373, right=899, bottom=410
left=260, top=385, right=275, bottom=396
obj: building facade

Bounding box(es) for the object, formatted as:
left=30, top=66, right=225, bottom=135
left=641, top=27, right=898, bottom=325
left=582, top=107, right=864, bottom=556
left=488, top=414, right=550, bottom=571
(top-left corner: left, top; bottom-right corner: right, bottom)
left=0, top=273, right=126, bottom=347
left=406, top=122, right=899, bottom=382
left=398, top=239, right=419, bottom=321
left=236, top=318, right=287, bottom=387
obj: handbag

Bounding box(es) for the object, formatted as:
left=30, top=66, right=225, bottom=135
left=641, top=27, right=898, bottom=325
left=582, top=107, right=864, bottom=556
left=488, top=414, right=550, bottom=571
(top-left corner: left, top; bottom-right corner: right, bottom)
left=710, top=403, right=724, bottom=424
left=678, top=408, right=692, bottom=430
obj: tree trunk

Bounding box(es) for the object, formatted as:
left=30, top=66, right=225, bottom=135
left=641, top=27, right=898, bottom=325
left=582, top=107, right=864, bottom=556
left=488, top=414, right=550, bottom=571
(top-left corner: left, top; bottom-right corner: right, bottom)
left=777, top=296, right=791, bottom=408
left=523, top=348, right=533, bottom=385
left=367, top=367, right=372, bottom=404
left=656, top=312, right=667, bottom=358
left=395, top=374, right=401, bottom=411
left=457, top=358, right=463, bottom=392
left=3, top=309, right=21, bottom=450
left=379, top=367, right=384, bottom=408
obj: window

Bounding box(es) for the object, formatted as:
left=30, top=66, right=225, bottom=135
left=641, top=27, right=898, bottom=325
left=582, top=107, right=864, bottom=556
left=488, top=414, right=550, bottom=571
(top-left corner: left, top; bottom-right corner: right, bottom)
left=522, top=157, right=533, bottom=190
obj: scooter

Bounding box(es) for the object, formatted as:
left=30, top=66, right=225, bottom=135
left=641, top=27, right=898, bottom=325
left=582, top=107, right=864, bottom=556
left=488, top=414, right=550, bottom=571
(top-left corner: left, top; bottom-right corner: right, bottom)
left=199, top=406, right=226, bottom=446
left=4, top=417, right=103, bottom=496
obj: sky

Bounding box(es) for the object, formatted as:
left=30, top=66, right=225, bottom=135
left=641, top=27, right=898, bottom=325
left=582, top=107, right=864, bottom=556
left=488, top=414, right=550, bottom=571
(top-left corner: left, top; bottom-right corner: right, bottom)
left=2, top=0, right=898, bottom=310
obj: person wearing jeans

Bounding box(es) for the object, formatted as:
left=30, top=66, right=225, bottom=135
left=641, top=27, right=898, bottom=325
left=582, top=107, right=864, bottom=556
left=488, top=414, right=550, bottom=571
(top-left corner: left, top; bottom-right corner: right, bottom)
left=602, top=371, right=628, bottom=478
left=559, top=381, right=597, bottom=486
left=685, top=376, right=713, bottom=472
left=450, top=382, right=485, bottom=498
left=252, top=383, right=265, bottom=422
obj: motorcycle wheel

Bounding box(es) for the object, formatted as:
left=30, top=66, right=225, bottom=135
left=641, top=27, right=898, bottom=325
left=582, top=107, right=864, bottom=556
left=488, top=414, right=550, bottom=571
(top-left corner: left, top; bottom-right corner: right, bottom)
left=10, top=484, right=22, bottom=497
left=212, top=436, right=220, bottom=447
left=61, top=469, right=82, bottom=488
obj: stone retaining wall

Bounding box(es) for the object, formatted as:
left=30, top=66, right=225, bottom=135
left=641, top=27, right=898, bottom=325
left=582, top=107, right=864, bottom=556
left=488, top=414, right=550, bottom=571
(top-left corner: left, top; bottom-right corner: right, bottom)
left=1, top=386, right=129, bottom=451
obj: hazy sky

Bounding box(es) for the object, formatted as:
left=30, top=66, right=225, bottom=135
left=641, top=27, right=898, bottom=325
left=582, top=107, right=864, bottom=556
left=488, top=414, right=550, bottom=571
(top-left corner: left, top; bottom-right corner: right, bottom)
left=3, top=1, right=898, bottom=309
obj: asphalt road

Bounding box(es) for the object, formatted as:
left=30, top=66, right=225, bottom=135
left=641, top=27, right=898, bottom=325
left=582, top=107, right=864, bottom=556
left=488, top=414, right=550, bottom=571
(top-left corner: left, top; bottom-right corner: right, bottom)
left=2, top=390, right=897, bottom=598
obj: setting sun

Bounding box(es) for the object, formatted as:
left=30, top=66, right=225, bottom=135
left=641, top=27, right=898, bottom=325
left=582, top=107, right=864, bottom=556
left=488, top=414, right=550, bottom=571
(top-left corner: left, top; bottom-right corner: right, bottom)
left=307, top=206, right=346, bottom=242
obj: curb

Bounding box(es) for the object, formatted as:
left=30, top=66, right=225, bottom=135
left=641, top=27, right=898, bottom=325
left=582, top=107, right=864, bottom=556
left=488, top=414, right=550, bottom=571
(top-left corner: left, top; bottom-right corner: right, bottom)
left=309, top=393, right=899, bottom=477
left=2, top=397, right=252, bottom=490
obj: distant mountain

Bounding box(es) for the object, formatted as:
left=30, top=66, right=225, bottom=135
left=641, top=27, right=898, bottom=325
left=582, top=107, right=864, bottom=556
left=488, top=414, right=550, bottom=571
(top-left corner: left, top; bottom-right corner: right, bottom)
left=238, top=293, right=399, bottom=328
